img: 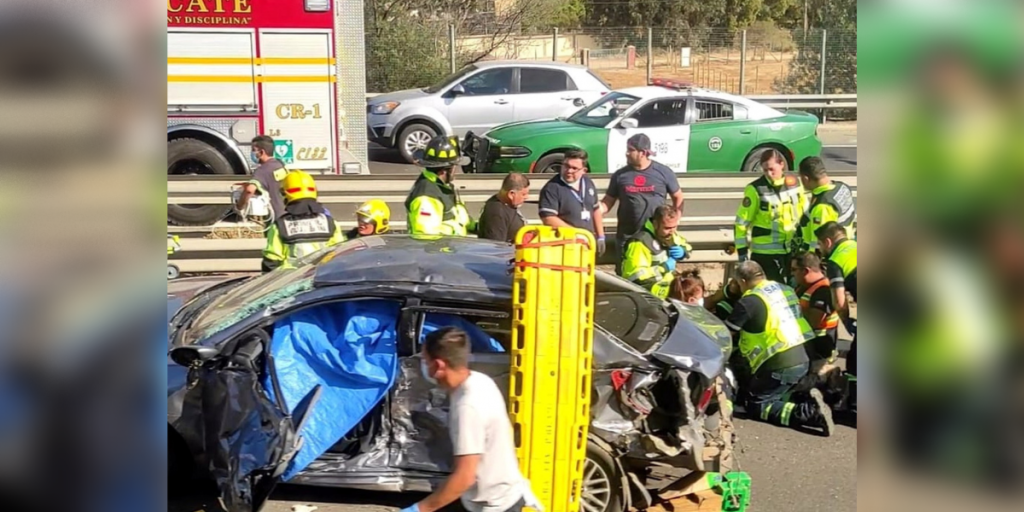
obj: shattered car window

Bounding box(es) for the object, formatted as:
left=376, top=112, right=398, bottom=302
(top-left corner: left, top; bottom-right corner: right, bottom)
left=184, top=265, right=318, bottom=344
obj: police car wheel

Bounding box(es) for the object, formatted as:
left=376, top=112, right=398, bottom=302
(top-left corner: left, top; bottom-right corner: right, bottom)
left=742, top=146, right=791, bottom=173
left=535, top=153, right=565, bottom=174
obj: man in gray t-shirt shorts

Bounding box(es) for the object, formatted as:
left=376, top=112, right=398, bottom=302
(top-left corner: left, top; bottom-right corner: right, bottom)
left=401, top=327, right=534, bottom=512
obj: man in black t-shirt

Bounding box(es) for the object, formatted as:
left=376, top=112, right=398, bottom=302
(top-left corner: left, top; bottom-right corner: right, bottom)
left=538, top=149, right=607, bottom=255
left=236, top=135, right=288, bottom=220
left=600, top=134, right=685, bottom=270
left=477, top=173, right=530, bottom=244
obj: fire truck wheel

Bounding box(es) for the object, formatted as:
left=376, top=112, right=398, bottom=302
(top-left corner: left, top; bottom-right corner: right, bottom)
left=398, top=123, right=438, bottom=164
left=168, top=137, right=235, bottom=226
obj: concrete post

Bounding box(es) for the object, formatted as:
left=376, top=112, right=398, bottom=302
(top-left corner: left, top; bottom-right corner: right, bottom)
left=448, top=24, right=456, bottom=74
left=646, top=27, right=653, bottom=84
left=627, top=46, right=636, bottom=69
left=552, top=28, right=559, bottom=61
left=739, top=30, right=747, bottom=95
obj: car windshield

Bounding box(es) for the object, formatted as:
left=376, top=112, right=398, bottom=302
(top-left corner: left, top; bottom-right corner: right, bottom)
left=183, top=261, right=320, bottom=345
left=424, top=65, right=478, bottom=94
left=567, top=92, right=641, bottom=127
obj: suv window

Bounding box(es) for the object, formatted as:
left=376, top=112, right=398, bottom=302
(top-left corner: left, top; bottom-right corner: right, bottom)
left=632, top=98, right=688, bottom=128
left=695, top=100, right=734, bottom=122
left=520, top=67, right=569, bottom=93
left=459, top=68, right=513, bottom=96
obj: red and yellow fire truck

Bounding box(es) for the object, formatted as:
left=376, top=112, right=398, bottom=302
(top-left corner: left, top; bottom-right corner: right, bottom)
left=167, top=0, right=366, bottom=225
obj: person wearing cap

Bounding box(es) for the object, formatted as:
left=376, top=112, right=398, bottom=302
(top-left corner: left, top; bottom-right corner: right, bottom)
left=600, top=133, right=685, bottom=271
left=262, top=170, right=346, bottom=272
left=347, top=199, right=391, bottom=239
left=734, top=148, right=808, bottom=283
left=538, top=149, right=606, bottom=254
left=406, top=135, right=476, bottom=236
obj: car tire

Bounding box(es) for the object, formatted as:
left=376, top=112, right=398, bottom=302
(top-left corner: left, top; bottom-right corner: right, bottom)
left=168, top=137, right=235, bottom=226
left=583, top=442, right=625, bottom=512
left=398, top=123, right=438, bottom=164
left=742, top=145, right=791, bottom=174
left=535, top=152, right=565, bottom=174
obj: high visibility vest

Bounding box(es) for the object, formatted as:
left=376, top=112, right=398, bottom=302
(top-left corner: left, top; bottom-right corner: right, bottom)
left=735, top=174, right=807, bottom=255
left=620, top=222, right=690, bottom=300
left=264, top=212, right=345, bottom=269
left=405, top=171, right=473, bottom=236
left=799, top=278, right=840, bottom=336
left=800, top=182, right=857, bottom=249
left=738, top=280, right=815, bottom=373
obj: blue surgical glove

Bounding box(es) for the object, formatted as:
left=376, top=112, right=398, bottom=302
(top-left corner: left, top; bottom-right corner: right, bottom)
left=399, top=505, right=420, bottom=512
left=737, top=247, right=749, bottom=262
left=667, top=245, right=685, bottom=260
left=664, top=257, right=677, bottom=270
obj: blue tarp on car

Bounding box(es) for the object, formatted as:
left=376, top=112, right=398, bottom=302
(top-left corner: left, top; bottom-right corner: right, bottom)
left=263, top=300, right=401, bottom=480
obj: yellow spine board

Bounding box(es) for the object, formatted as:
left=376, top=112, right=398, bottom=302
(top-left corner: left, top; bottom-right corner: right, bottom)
left=510, top=226, right=596, bottom=512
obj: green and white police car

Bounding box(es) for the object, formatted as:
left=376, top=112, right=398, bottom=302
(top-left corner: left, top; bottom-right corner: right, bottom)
left=464, top=79, right=823, bottom=174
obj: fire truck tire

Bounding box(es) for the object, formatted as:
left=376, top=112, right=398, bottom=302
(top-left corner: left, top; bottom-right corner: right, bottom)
left=397, top=123, right=438, bottom=164
left=168, top=137, right=235, bottom=226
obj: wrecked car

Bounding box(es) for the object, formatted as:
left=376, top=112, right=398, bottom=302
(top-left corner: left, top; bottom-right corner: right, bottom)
left=167, top=236, right=732, bottom=512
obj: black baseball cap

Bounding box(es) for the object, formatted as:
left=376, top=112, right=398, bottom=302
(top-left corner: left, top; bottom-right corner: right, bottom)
left=627, top=133, right=654, bottom=155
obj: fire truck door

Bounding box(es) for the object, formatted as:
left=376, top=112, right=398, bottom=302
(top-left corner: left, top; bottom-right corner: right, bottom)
left=260, top=32, right=336, bottom=173
left=167, top=31, right=257, bottom=107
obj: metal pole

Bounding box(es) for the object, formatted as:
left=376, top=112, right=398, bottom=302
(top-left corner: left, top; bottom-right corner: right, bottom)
left=448, top=24, right=456, bottom=73
left=739, top=30, right=747, bottom=95
left=819, top=29, right=827, bottom=94
left=646, top=27, right=653, bottom=84
left=552, top=28, right=559, bottom=62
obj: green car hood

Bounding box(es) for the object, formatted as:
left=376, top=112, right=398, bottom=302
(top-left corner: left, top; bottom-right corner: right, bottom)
left=485, top=119, right=604, bottom=144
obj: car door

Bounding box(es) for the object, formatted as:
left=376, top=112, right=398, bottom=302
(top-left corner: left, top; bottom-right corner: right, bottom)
left=389, top=303, right=512, bottom=473
left=606, top=96, right=691, bottom=173
left=686, top=98, right=756, bottom=172
left=444, top=67, right=515, bottom=136
left=513, top=66, right=582, bottom=121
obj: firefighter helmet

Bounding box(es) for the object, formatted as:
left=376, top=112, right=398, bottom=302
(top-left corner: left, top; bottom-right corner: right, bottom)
left=414, top=135, right=469, bottom=168
left=356, top=199, right=391, bottom=234
left=281, top=170, right=318, bottom=203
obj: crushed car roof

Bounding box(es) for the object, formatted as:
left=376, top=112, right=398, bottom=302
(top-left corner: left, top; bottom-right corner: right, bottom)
left=312, top=235, right=516, bottom=293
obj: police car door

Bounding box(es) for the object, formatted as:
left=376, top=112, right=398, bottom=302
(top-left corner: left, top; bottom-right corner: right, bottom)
left=606, top=97, right=690, bottom=173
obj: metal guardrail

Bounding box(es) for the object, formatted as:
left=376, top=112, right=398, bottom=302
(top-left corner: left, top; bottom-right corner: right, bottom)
left=367, top=92, right=857, bottom=110
left=168, top=172, right=856, bottom=272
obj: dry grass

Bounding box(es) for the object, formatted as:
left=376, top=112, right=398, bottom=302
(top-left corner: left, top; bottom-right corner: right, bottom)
left=588, top=49, right=797, bottom=94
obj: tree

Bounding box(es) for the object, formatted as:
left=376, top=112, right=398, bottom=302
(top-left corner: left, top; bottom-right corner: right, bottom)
left=774, top=0, right=856, bottom=100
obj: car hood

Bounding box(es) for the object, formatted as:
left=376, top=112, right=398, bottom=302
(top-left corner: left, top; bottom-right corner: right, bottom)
left=368, top=88, right=432, bottom=105
left=648, top=300, right=730, bottom=379
left=485, top=118, right=603, bottom=144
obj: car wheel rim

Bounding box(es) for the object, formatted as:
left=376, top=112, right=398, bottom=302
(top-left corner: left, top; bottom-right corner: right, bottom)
left=405, top=131, right=432, bottom=155
left=582, top=458, right=612, bottom=512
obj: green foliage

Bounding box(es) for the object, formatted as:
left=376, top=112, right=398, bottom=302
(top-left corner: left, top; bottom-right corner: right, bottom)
left=524, top=0, right=586, bottom=31
left=774, top=0, right=856, bottom=98
left=365, top=13, right=451, bottom=93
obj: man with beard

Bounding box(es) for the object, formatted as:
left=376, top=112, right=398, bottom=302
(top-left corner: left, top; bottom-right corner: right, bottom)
left=538, top=149, right=606, bottom=254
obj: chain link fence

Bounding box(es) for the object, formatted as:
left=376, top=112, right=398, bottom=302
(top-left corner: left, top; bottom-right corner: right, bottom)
left=367, top=22, right=857, bottom=98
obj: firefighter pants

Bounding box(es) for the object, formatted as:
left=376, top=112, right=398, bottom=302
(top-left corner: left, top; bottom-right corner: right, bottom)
left=743, top=362, right=821, bottom=429
left=752, top=252, right=789, bottom=284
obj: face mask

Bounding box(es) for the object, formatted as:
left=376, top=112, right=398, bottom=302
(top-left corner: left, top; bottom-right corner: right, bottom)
left=250, top=152, right=259, bottom=164
left=697, top=297, right=705, bottom=308
left=420, top=359, right=438, bottom=386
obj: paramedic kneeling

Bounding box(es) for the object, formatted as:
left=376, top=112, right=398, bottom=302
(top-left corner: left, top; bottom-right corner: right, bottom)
left=402, top=327, right=535, bottom=512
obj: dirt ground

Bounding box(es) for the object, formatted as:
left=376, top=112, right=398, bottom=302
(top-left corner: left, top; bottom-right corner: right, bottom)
left=590, top=49, right=797, bottom=94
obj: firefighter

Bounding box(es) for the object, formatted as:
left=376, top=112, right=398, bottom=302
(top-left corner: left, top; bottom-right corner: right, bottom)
left=262, top=170, right=345, bottom=272
left=619, top=204, right=692, bottom=300
left=791, top=251, right=840, bottom=367
left=795, top=156, right=856, bottom=252
left=725, top=260, right=835, bottom=436
left=734, top=149, right=808, bottom=283
left=816, top=221, right=858, bottom=398
left=347, top=199, right=391, bottom=239
left=406, top=135, right=476, bottom=236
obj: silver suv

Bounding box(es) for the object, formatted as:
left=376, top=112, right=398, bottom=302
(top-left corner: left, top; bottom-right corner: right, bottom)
left=367, top=61, right=611, bottom=163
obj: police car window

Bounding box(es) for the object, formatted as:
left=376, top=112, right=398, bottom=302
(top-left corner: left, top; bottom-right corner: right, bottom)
left=695, top=100, right=734, bottom=122
left=633, top=98, right=688, bottom=128
left=520, top=67, right=569, bottom=93
left=459, top=68, right=513, bottom=96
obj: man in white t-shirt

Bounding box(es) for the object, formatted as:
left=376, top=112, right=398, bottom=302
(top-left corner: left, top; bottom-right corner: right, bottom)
left=400, top=327, right=530, bottom=512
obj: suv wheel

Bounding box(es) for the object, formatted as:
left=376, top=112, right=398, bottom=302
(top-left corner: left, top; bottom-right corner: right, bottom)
left=582, top=442, right=624, bottom=512
left=398, top=123, right=438, bottom=163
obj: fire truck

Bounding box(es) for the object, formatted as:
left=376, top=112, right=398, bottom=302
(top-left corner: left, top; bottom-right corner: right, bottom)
left=167, top=0, right=367, bottom=225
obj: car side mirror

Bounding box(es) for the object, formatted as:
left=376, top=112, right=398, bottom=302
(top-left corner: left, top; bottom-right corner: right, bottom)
left=450, top=84, right=466, bottom=96
left=620, top=118, right=639, bottom=129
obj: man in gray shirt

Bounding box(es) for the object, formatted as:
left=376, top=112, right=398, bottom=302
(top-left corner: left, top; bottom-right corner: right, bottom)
left=401, top=327, right=532, bottom=512
left=235, top=135, right=287, bottom=219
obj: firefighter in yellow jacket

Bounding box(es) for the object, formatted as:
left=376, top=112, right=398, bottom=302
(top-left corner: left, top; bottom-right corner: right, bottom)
left=262, top=170, right=345, bottom=272
left=734, top=149, right=808, bottom=283
left=405, top=136, right=476, bottom=236
left=620, top=204, right=692, bottom=299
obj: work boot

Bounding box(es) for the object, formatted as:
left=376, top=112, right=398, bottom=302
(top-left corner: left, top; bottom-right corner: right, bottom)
left=809, top=388, right=835, bottom=437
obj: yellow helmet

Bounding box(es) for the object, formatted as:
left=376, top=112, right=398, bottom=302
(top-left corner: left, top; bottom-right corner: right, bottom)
left=356, top=199, right=390, bottom=234
left=281, top=170, right=317, bottom=203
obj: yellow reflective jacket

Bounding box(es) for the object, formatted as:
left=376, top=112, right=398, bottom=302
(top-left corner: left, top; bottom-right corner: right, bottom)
left=735, top=174, right=808, bottom=255
left=405, top=171, right=475, bottom=236
left=262, top=211, right=345, bottom=271
left=798, top=182, right=857, bottom=251
left=620, top=221, right=691, bottom=299
left=738, top=280, right=815, bottom=373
